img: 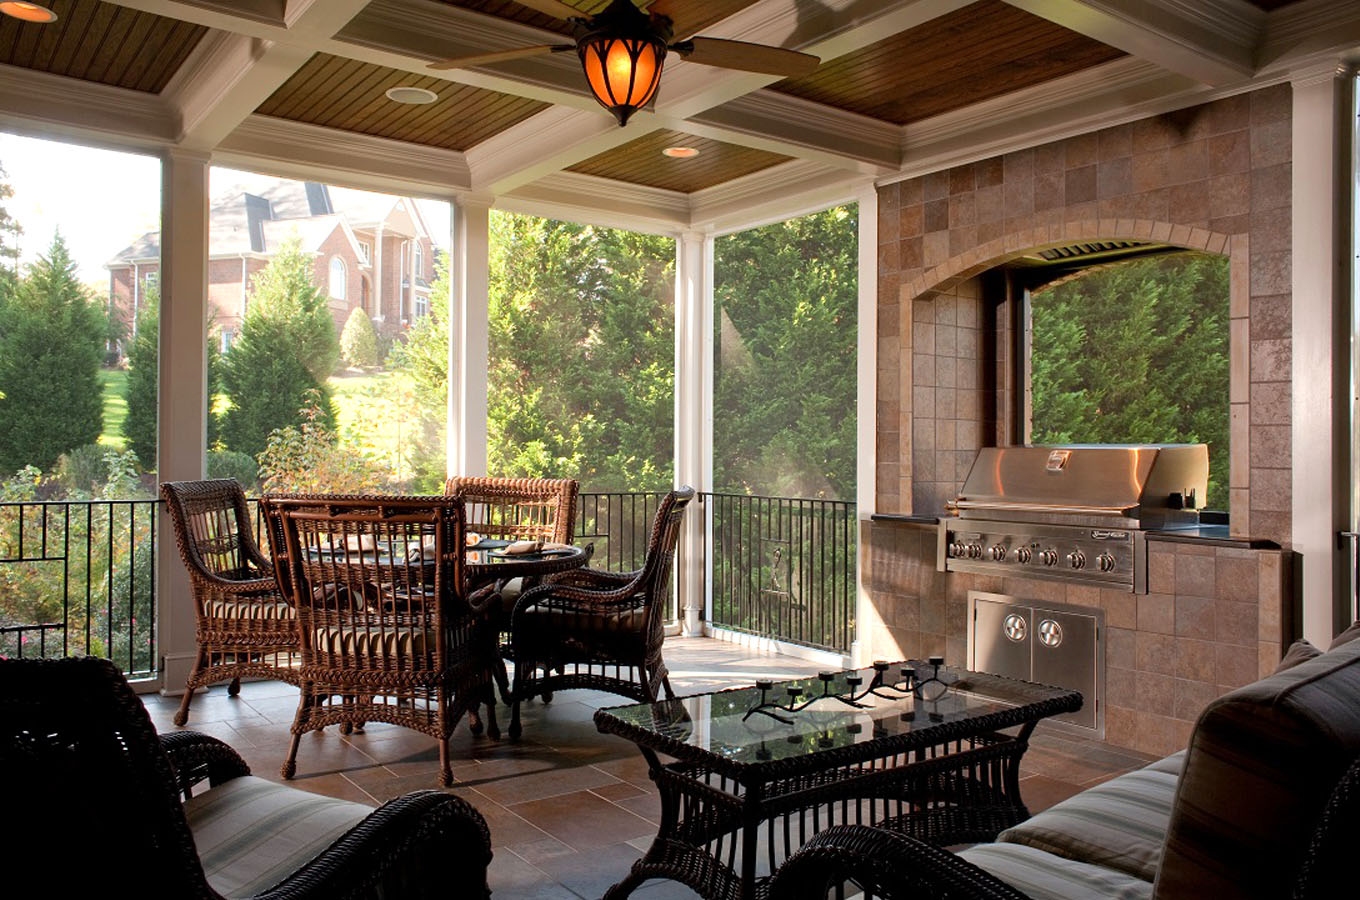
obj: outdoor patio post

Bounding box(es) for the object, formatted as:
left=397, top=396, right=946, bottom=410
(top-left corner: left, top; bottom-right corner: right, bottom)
left=674, top=231, right=713, bottom=636
left=448, top=195, right=492, bottom=478
left=156, top=150, right=210, bottom=695
left=854, top=184, right=878, bottom=667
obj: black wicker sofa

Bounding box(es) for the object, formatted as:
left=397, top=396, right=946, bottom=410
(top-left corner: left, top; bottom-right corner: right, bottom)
left=772, top=633, right=1360, bottom=899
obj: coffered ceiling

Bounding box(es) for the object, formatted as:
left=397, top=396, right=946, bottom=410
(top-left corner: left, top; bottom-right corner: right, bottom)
left=0, top=0, right=1356, bottom=233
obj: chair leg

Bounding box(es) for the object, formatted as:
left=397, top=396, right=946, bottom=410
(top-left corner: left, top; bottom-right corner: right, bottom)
left=509, top=662, right=525, bottom=739
left=438, top=735, right=452, bottom=787
left=493, top=657, right=513, bottom=706
left=282, top=732, right=301, bottom=780
left=662, top=674, right=675, bottom=700
left=227, top=677, right=241, bottom=696
left=482, top=686, right=500, bottom=740
left=172, top=651, right=207, bottom=726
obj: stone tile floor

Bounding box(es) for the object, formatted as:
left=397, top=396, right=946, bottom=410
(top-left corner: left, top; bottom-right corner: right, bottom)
left=142, top=638, right=1158, bottom=899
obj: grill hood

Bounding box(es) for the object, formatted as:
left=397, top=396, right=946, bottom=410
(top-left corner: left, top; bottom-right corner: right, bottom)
left=949, top=444, right=1208, bottom=529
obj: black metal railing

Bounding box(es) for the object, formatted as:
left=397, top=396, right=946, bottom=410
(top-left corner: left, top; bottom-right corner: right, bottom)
left=0, top=489, right=857, bottom=676
left=706, top=492, right=856, bottom=653
left=0, top=499, right=158, bottom=677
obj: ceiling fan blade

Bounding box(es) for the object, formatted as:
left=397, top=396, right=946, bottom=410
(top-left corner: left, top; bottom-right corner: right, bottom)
left=644, top=0, right=727, bottom=41
left=427, top=44, right=572, bottom=71
left=674, top=37, right=820, bottom=78
left=509, top=0, right=584, bottom=22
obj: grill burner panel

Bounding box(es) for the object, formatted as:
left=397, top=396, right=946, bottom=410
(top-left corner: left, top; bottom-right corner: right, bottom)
left=940, top=519, right=1146, bottom=592
left=939, top=444, right=1207, bottom=593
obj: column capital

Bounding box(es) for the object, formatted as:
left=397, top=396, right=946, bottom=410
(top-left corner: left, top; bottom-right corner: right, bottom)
left=679, top=230, right=710, bottom=247
left=1289, top=57, right=1350, bottom=88
left=163, top=147, right=211, bottom=166
left=454, top=191, right=496, bottom=211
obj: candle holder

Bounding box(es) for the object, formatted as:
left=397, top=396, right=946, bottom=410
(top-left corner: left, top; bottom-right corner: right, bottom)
left=742, top=657, right=957, bottom=725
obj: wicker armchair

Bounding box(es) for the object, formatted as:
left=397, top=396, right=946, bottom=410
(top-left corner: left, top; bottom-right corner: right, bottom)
left=508, top=485, right=693, bottom=739
left=0, top=656, right=491, bottom=899
left=446, top=475, right=579, bottom=702
left=161, top=479, right=299, bottom=727
left=262, top=494, right=498, bottom=786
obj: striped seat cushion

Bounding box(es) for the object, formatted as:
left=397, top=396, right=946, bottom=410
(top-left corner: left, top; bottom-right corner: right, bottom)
left=958, top=843, right=1154, bottom=900
left=206, top=599, right=294, bottom=621
left=184, top=776, right=372, bottom=899
left=996, top=752, right=1184, bottom=881
left=313, top=625, right=434, bottom=657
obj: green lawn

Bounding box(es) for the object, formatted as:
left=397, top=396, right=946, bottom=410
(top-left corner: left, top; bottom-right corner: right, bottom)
left=98, top=368, right=127, bottom=449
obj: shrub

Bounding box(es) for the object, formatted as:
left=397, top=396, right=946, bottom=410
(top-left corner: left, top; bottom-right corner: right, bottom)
left=258, top=392, right=385, bottom=494
left=55, top=443, right=109, bottom=495
left=0, top=234, right=106, bottom=473
left=207, top=449, right=258, bottom=492
left=122, top=289, right=159, bottom=468
left=245, top=236, right=340, bottom=379
left=339, top=307, right=379, bottom=367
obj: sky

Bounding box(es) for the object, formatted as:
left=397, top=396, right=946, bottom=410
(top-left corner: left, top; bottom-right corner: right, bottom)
left=0, top=131, right=453, bottom=287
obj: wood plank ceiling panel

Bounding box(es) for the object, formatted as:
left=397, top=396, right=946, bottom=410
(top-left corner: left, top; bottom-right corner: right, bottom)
left=0, top=0, right=206, bottom=93
left=769, top=0, right=1125, bottom=125
left=256, top=53, right=551, bottom=151
left=567, top=129, right=790, bottom=192
left=1245, top=1, right=1302, bottom=8
left=434, top=0, right=765, bottom=39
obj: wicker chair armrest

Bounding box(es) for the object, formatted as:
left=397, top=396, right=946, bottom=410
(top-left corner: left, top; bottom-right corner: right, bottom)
left=160, top=731, right=252, bottom=799
left=193, top=571, right=282, bottom=597
left=252, top=790, right=492, bottom=900
left=512, top=578, right=642, bottom=621
left=545, top=566, right=638, bottom=589
left=769, top=826, right=1031, bottom=900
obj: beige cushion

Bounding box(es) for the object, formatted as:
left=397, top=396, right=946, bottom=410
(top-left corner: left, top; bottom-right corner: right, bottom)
left=958, top=843, right=1153, bottom=900
left=998, top=756, right=1181, bottom=881
left=205, top=599, right=294, bottom=621
left=313, top=625, right=433, bottom=657
left=1153, top=639, right=1360, bottom=899
left=184, top=775, right=372, bottom=899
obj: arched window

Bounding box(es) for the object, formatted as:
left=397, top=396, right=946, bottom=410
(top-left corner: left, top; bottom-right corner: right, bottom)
left=413, top=242, right=423, bottom=276
left=329, top=256, right=346, bottom=300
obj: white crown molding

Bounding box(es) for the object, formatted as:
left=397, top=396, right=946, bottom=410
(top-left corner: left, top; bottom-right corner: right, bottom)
left=1003, top=0, right=1257, bottom=85
left=216, top=115, right=470, bottom=198
left=501, top=171, right=691, bottom=236
left=684, top=90, right=900, bottom=173
left=1259, top=0, right=1360, bottom=68
left=0, top=63, right=177, bottom=148
left=689, top=159, right=868, bottom=233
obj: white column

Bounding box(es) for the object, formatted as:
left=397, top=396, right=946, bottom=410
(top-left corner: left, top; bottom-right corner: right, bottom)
left=447, top=196, right=492, bottom=478
left=853, top=185, right=879, bottom=666
left=157, top=150, right=210, bottom=695
left=1291, top=63, right=1351, bottom=646
left=674, top=231, right=713, bottom=636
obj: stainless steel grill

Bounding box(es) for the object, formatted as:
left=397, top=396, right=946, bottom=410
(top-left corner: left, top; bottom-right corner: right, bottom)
left=938, top=444, right=1208, bottom=593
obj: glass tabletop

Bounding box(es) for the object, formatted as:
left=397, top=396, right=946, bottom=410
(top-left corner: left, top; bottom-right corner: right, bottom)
left=595, top=663, right=1082, bottom=769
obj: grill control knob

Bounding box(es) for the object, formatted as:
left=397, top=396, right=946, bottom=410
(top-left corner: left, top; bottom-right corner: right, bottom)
left=966, top=543, right=984, bottom=559
left=949, top=541, right=965, bottom=558
left=1068, top=550, right=1086, bottom=570
left=1040, top=549, right=1059, bottom=567
left=990, top=544, right=1007, bottom=561
left=1014, top=547, right=1032, bottom=564
left=1098, top=553, right=1117, bottom=572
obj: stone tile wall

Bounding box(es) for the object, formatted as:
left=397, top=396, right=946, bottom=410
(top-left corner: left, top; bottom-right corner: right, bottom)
left=865, top=85, right=1296, bottom=759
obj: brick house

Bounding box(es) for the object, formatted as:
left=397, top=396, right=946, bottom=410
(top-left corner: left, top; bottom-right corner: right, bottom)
left=106, top=180, right=438, bottom=352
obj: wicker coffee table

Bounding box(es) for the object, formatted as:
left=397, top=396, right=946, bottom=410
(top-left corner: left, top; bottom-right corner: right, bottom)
left=593, top=662, right=1081, bottom=900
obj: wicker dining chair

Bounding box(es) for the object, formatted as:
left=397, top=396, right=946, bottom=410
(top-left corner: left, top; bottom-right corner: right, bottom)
left=161, top=479, right=299, bottom=727
left=0, top=655, right=491, bottom=899
left=446, top=475, right=579, bottom=702
left=508, top=486, right=693, bottom=738
left=262, top=494, right=498, bottom=787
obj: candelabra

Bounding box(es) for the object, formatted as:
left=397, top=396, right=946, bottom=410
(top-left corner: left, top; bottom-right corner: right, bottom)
left=743, top=657, right=956, bottom=725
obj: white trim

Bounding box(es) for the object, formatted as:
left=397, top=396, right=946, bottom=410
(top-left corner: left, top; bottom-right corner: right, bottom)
left=501, top=171, right=691, bottom=235
left=853, top=184, right=878, bottom=667
left=702, top=623, right=852, bottom=669
left=691, top=160, right=871, bottom=234
left=0, top=63, right=176, bottom=147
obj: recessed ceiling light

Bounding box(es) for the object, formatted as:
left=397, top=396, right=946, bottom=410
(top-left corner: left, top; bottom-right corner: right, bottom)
left=385, top=86, right=439, bottom=105
left=0, top=2, right=58, bottom=22
left=662, top=146, right=700, bottom=159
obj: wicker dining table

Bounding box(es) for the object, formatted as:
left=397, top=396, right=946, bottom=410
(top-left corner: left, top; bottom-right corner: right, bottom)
left=594, top=662, right=1082, bottom=900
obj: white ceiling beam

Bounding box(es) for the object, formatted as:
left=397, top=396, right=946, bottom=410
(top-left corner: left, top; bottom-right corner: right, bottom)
left=163, top=0, right=372, bottom=150
left=215, top=114, right=471, bottom=197
left=500, top=171, right=691, bottom=235
left=1003, top=0, right=1262, bottom=86
left=1258, top=0, right=1360, bottom=69
left=0, top=63, right=178, bottom=149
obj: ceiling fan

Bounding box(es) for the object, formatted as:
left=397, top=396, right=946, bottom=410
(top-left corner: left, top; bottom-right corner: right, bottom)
left=428, top=0, right=821, bottom=126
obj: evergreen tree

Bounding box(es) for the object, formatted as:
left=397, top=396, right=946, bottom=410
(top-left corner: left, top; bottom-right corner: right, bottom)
left=244, top=236, right=340, bottom=379
left=0, top=233, right=106, bottom=472
left=122, top=289, right=225, bottom=469
left=1030, top=253, right=1230, bottom=509
left=713, top=206, right=859, bottom=500
left=339, top=306, right=379, bottom=367
left=220, top=238, right=339, bottom=458
left=0, top=162, right=20, bottom=288
left=122, top=287, right=159, bottom=468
